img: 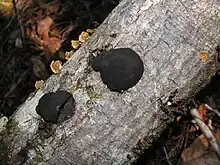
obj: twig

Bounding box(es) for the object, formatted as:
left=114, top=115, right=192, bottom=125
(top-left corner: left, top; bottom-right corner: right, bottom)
left=0, top=98, right=6, bottom=112
left=205, top=104, right=220, bottom=118
left=190, top=108, right=220, bottom=157
left=0, top=16, right=15, bottom=34
left=163, top=146, right=172, bottom=165
left=12, top=0, right=25, bottom=40
left=4, top=69, right=29, bottom=98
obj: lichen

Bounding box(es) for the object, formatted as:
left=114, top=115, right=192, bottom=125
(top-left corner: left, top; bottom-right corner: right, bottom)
left=0, top=119, right=19, bottom=164
left=215, top=10, right=220, bottom=19
left=33, top=149, right=43, bottom=163
left=70, top=85, right=79, bottom=93
left=85, top=86, right=102, bottom=99
left=70, top=78, right=83, bottom=93
left=0, top=116, right=8, bottom=133
left=2, top=118, right=17, bottom=136
left=78, top=55, right=86, bottom=62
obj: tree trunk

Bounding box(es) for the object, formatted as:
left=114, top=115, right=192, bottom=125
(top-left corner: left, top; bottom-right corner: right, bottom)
left=1, top=0, right=220, bottom=164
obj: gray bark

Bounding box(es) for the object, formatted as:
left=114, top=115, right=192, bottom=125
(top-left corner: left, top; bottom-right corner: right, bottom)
left=1, top=0, right=220, bottom=164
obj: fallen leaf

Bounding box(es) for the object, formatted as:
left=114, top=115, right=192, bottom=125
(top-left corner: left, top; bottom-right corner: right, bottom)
left=37, top=16, right=53, bottom=39
left=27, top=27, right=43, bottom=46
left=50, top=28, right=61, bottom=39
left=181, top=134, right=220, bottom=165
left=43, top=37, right=61, bottom=55
left=197, top=104, right=208, bottom=121
left=46, top=0, right=60, bottom=14
left=200, top=51, right=209, bottom=61
left=215, top=128, right=220, bottom=140
left=50, top=60, right=62, bottom=73
left=17, top=0, right=32, bottom=7
left=199, top=134, right=209, bottom=148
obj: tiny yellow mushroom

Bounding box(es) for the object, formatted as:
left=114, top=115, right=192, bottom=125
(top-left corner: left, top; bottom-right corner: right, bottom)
left=79, top=31, right=89, bottom=43
left=50, top=60, right=62, bottom=73
left=35, top=80, right=44, bottom=89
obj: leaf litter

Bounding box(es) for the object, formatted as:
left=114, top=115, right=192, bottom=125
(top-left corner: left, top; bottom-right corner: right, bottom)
left=0, top=0, right=120, bottom=116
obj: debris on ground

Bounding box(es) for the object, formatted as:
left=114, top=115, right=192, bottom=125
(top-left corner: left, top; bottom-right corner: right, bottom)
left=0, top=0, right=119, bottom=117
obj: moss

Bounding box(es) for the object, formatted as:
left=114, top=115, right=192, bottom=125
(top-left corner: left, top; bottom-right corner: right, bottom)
left=70, top=85, right=78, bottom=93
left=215, top=10, right=220, bottom=19
left=0, top=118, right=19, bottom=164
left=2, top=118, right=17, bottom=135
left=0, top=0, right=12, bottom=16
left=78, top=55, right=86, bottom=62
left=0, top=116, right=8, bottom=133
left=0, top=139, right=10, bottom=164
left=70, top=79, right=83, bottom=93
left=85, top=86, right=102, bottom=99
left=33, top=149, right=43, bottom=163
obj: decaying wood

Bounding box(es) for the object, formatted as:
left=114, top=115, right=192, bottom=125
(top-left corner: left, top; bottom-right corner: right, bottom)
left=1, top=0, right=220, bottom=164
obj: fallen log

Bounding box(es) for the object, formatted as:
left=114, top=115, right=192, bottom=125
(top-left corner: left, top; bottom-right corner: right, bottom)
left=1, top=0, right=220, bottom=164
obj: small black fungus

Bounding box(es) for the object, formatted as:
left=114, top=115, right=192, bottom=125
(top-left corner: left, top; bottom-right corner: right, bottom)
left=90, top=48, right=144, bottom=92
left=36, top=90, right=76, bottom=124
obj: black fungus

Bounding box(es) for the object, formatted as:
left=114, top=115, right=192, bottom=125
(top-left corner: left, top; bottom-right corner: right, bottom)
left=90, top=48, right=144, bottom=92
left=36, top=90, right=76, bottom=124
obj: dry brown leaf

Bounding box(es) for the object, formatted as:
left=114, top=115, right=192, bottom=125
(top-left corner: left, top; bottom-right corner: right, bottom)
left=46, top=0, right=60, bottom=14
left=200, top=51, right=209, bottom=61
left=43, top=37, right=61, bottom=55
left=26, top=24, right=43, bottom=47
left=79, top=31, right=89, bottom=43
left=35, top=80, right=44, bottom=89
left=197, top=104, right=208, bottom=121
left=29, top=31, right=43, bottom=46
left=50, top=60, right=62, bottom=73
left=181, top=134, right=220, bottom=165
left=215, top=129, right=220, bottom=140
left=199, top=134, right=209, bottom=148
left=37, top=16, right=53, bottom=39
left=50, top=28, right=61, bottom=39
left=17, top=0, right=32, bottom=9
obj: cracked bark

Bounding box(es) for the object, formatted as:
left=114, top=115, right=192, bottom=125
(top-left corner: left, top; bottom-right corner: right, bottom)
left=1, top=0, right=220, bottom=164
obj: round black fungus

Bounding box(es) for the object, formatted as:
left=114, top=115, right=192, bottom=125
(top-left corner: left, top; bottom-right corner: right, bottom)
left=36, top=90, right=76, bottom=124
left=91, top=48, right=144, bottom=92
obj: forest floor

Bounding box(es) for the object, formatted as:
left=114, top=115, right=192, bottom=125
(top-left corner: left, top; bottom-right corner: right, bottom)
left=0, top=1, right=220, bottom=165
